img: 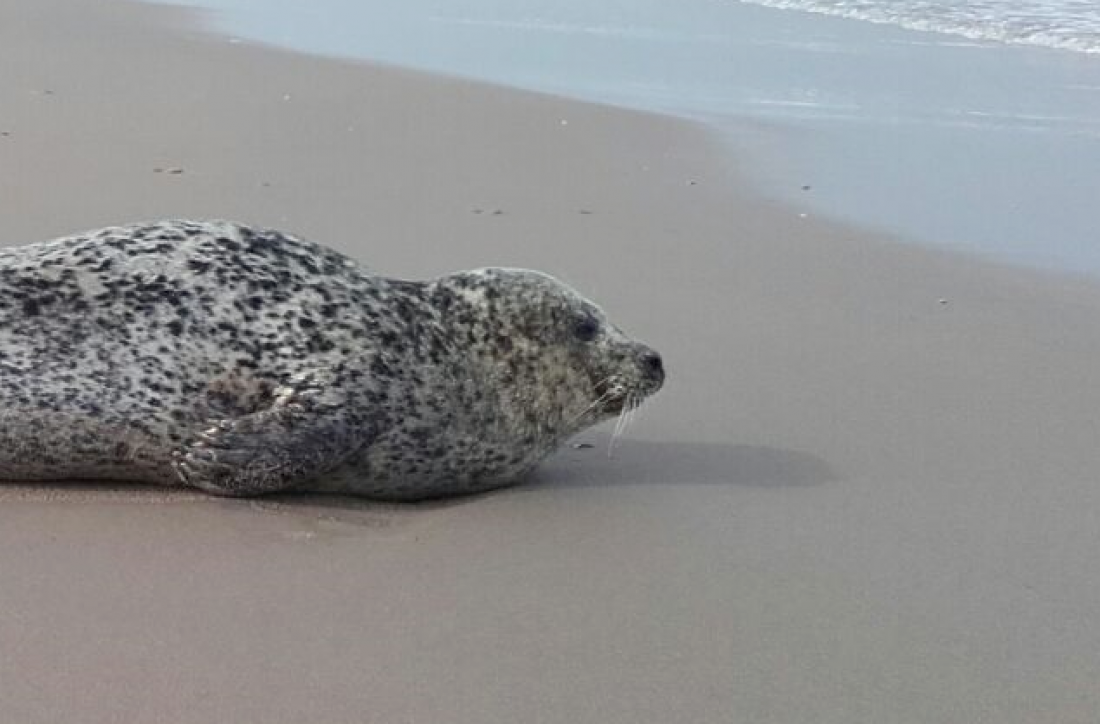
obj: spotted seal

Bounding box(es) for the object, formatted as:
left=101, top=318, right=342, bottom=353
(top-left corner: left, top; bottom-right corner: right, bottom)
left=0, top=220, right=664, bottom=500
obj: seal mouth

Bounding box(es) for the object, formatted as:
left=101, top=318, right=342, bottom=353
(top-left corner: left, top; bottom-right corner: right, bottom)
left=603, top=394, right=628, bottom=415
left=594, top=378, right=656, bottom=416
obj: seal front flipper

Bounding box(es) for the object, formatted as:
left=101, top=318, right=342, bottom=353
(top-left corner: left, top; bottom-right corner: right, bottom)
left=172, top=368, right=375, bottom=496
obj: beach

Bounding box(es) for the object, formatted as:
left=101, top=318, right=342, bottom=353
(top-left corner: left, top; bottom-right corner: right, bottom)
left=2, top=0, right=1100, bottom=721
left=141, top=0, right=1100, bottom=274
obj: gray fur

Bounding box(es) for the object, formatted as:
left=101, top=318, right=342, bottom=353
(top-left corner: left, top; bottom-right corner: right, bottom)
left=0, top=220, right=664, bottom=500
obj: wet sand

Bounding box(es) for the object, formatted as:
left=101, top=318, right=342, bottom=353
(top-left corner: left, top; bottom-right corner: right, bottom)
left=1, top=1, right=1100, bottom=721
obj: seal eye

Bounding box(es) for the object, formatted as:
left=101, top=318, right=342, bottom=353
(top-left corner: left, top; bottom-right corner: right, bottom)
left=574, top=317, right=599, bottom=342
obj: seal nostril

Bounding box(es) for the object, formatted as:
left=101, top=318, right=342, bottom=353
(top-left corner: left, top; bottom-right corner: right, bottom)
left=642, top=351, right=664, bottom=379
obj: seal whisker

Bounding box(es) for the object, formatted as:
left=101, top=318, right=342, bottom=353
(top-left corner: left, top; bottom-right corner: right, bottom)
left=608, top=394, right=632, bottom=457
left=565, top=382, right=616, bottom=428
left=623, top=394, right=642, bottom=438
left=625, top=395, right=639, bottom=434
left=626, top=393, right=639, bottom=432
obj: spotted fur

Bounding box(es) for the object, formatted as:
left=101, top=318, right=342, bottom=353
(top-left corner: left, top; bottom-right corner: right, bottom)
left=0, top=220, right=664, bottom=500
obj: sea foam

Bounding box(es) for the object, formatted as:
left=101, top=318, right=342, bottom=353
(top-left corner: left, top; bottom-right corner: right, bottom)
left=735, top=0, right=1100, bottom=54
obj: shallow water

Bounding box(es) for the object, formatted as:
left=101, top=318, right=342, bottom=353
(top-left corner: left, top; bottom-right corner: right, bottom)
left=148, top=0, right=1100, bottom=274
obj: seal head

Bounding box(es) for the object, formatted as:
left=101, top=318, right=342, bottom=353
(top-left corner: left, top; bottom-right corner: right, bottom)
left=432, top=268, right=663, bottom=436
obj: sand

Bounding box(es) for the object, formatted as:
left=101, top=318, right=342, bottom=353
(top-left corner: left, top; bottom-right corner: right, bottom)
left=1, top=0, right=1100, bottom=721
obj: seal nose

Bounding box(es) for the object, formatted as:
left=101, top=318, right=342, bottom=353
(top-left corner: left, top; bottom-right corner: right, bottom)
left=640, top=349, right=665, bottom=385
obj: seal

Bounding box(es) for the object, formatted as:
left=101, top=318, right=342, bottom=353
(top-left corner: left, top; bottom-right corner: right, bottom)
left=0, top=220, right=664, bottom=500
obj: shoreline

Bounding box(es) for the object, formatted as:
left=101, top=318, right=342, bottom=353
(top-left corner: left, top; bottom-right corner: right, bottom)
left=3, top=1, right=1100, bottom=722
left=140, top=0, right=1100, bottom=276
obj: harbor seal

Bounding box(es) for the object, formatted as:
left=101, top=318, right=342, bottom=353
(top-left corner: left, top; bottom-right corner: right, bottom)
left=0, top=220, right=664, bottom=500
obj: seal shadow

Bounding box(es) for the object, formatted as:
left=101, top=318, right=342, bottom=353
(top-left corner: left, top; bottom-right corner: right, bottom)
left=530, top=438, right=837, bottom=490
left=246, top=439, right=837, bottom=527
left=0, top=439, right=834, bottom=524
left=0, top=480, right=466, bottom=530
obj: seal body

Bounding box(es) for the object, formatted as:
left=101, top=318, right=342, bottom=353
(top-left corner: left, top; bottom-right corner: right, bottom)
left=0, top=220, right=663, bottom=499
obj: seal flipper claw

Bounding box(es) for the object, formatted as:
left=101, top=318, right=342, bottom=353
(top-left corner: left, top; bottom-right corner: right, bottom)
left=172, top=368, right=373, bottom=496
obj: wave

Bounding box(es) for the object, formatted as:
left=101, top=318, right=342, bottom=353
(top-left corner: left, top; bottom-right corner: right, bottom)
left=734, top=0, right=1100, bottom=54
